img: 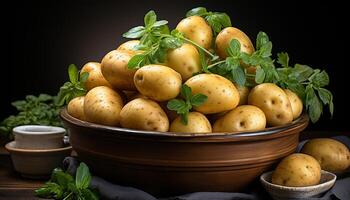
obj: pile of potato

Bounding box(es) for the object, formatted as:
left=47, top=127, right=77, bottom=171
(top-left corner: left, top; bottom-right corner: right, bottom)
left=67, top=15, right=304, bottom=134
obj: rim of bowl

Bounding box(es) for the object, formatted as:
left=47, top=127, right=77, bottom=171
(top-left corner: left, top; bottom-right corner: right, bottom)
left=260, top=170, right=337, bottom=190
left=5, top=141, right=72, bottom=153
left=13, top=125, right=66, bottom=136
left=60, top=108, right=309, bottom=138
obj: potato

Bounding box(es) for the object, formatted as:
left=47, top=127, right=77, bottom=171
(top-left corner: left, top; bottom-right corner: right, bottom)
left=170, top=112, right=212, bottom=133
left=134, top=65, right=182, bottom=101
left=165, top=43, right=201, bottom=81
left=284, top=89, right=303, bottom=119
left=272, top=153, right=321, bottom=187
left=84, top=86, right=123, bottom=126
left=185, top=74, right=240, bottom=114
left=80, top=62, right=112, bottom=91
left=213, top=105, right=266, bottom=132
left=120, top=98, right=169, bottom=132
left=176, top=16, right=212, bottom=49
left=215, top=27, right=254, bottom=59
left=234, top=83, right=250, bottom=105
left=117, top=40, right=142, bottom=54
left=67, top=96, right=85, bottom=121
left=248, top=83, right=293, bottom=126
left=101, top=50, right=137, bottom=91
left=301, top=138, right=350, bottom=173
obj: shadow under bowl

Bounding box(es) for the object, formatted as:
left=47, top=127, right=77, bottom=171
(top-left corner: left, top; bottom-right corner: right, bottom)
left=60, top=108, right=309, bottom=197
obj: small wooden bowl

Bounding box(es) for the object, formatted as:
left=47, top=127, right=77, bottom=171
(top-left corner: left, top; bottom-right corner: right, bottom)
left=60, top=108, right=309, bottom=197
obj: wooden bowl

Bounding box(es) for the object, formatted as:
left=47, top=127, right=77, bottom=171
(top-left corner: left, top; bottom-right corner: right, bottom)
left=60, top=108, right=309, bottom=197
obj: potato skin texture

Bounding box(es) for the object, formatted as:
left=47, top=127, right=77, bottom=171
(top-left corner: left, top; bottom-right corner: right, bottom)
left=170, top=112, right=212, bottom=133
left=176, top=16, right=213, bottom=49
left=117, top=40, right=142, bottom=54
left=248, top=83, right=293, bottom=126
left=234, top=83, right=250, bottom=105
left=185, top=74, right=240, bottom=114
left=213, top=105, right=266, bottom=132
left=215, top=27, right=255, bottom=59
left=134, top=65, right=182, bottom=102
left=272, top=153, right=321, bottom=187
left=80, top=62, right=112, bottom=91
left=101, top=50, right=137, bottom=91
left=84, top=86, right=123, bottom=126
left=120, top=98, right=169, bottom=132
left=284, top=89, right=303, bottom=120
left=67, top=96, right=86, bottom=121
left=301, top=138, right=350, bottom=173
left=165, top=43, right=201, bottom=81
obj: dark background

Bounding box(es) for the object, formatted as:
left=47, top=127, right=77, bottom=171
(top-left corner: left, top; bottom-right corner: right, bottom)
left=2, top=0, right=348, bottom=131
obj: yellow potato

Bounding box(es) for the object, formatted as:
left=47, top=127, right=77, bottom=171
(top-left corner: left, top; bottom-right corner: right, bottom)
left=67, top=96, right=85, bottom=121
left=84, top=86, right=123, bottom=126
left=117, top=40, right=142, bottom=54
left=170, top=112, right=212, bottom=133
left=120, top=98, right=169, bottom=132
left=185, top=74, right=240, bottom=114
left=101, top=50, right=137, bottom=91
left=284, top=89, right=303, bottom=119
left=234, top=83, right=250, bottom=105
left=165, top=43, right=201, bottom=81
left=301, top=138, right=350, bottom=173
left=272, top=153, right=321, bottom=187
left=248, top=83, right=293, bottom=126
left=176, top=16, right=213, bottom=49
left=80, top=62, right=112, bottom=91
left=213, top=105, right=266, bottom=132
left=215, top=27, right=254, bottom=59
left=134, top=65, right=182, bottom=101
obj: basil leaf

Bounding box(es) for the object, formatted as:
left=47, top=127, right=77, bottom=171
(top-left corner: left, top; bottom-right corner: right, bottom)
left=216, top=13, right=231, bottom=27
left=153, top=20, right=168, bottom=27
left=186, top=7, right=208, bottom=17
left=76, top=162, right=91, bottom=189
left=259, top=42, right=272, bottom=58
left=123, top=26, right=145, bottom=39
left=317, top=88, right=332, bottom=105
left=227, top=39, right=241, bottom=57
left=181, top=84, right=192, bottom=100
left=167, top=99, right=187, bottom=112
left=160, top=37, right=182, bottom=49
left=255, top=66, right=266, bottom=84
left=128, top=54, right=146, bottom=69
left=306, top=86, right=323, bottom=123
left=232, top=66, right=246, bottom=86
left=180, top=112, right=189, bottom=125
left=68, top=64, right=78, bottom=84
left=277, top=52, right=289, bottom=68
left=290, top=64, right=314, bottom=82
left=190, top=94, right=208, bottom=106
left=311, top=70, right=329, bottom=88
left=144, top=10, right=157, bottom=28
left=256, top=31, right=269, bottom=50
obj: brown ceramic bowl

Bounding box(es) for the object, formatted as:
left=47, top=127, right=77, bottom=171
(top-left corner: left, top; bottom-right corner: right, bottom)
left=60, top=108, right=309, bottom=197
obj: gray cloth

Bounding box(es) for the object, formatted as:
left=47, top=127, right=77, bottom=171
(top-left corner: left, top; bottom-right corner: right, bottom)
left=63, top=136, right=350, bottom=200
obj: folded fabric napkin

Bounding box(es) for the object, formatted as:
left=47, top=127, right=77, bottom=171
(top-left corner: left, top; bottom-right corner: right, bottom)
left=63, top=136, right=350, bottom=200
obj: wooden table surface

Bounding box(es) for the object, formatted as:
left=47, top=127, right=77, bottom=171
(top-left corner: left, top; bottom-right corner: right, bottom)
left=0, top=131, right=345, bottom=199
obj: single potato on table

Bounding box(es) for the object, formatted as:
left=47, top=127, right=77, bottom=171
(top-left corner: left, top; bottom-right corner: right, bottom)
left=284, top=89, right=303, bottom=119
left=80, top=62, right=112, bottom=91
left=170, top=112, right=212, bottom=133
left=185, top=74, right=240, bottom=114
left=67, top=96, right=86, bottom=121
left=301, top=138, right=350, bottom=173
left=272, top=153, right=321, bottom=187
left=176, top=16, right=213, bottom=49
left=215, top=27, right=255, bottom=59
left=165, top=43, right=201, bottom=81
left=248, top=83, right=293, bottom=126
left=213, top=105, right=266, bottom=132
left=101, top=50, right=137, bottom=91
left=120, top=98, right=169, bottom=132
left=134, top=65, right=182, bottom=102
left=84, top=86, right=124, bottom=126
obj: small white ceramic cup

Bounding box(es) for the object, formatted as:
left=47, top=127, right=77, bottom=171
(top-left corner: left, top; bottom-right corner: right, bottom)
left=13, top=125, right=66, bottom=149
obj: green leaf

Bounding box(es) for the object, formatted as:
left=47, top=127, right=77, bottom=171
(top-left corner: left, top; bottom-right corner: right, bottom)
left=256, top=31, right=269, bottom=50
left=181, top=84, right=192, bottom=101
left=180, top=112, right=189, bottom=125
left=198, top=48, right=210, bottom=73
left=153, top=20, right=168, bottom=27
left=232, top=66, right=246, bottom=86
left=216, top=13, right=232, bottom=27
left=170, top=29, right=184, bottom=38
left=290, top=64, right=314, bottom=82
left=68, top=64, right=78, bottom=84
left=190, top=94, right=208, bottom=107
left=167, top=99, right=187, bottom=112
left=160, top=37, right=182, bottom=49
left=306, top=86, right=323, bottom=123
left=317, top=88, right=332, bottom=105
left=277, top=52, right=289, bottom=68
left=76, top=162, right=91, bottom=190
left=227, top=39, right=241, bottom=57
left=80, top=72, right=89, bottom=84
left=123, top=26, right=145, bottom=39
left=35, top=182, right=63, bottom=199
left=186, top=7, right=208, bottom=17
left=144, top=10, right=157, bottom=28
left=259, top=42, right=272, bottom=57
left=255, top=66, right=266, bottom=84
left=11, top=100, right=27, bottom=111
left=127, top=54, right=146, bottom=69
left=311, top=70, right=329, bottom=87
left=81, top=188, right=99, bottom=200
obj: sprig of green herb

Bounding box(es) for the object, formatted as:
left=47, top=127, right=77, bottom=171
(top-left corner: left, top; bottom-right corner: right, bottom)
left=186, top=7, right=232, bottom=36
left=35, top=162, right=99, bottom=200
left=56, top=64, right=89, bottom=106
left=167, top=85, right=207, bottom=125
left=0, top=94, right=62, bottom=139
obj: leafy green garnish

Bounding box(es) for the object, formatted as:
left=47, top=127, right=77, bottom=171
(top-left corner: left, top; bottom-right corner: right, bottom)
left=0, top=94, right=62, bottom=139
left=35, top=162, right=99, bottom=200
left=167, top=85, right=207, bottom=125
left=186, top=7, right=232, bottom=36
left=56, top=64, right=89, bottom=106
